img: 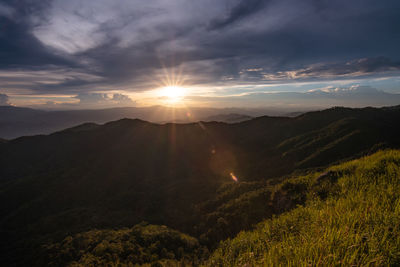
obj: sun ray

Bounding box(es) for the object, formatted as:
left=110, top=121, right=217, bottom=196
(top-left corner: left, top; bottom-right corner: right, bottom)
left=159, top=86, right=186, bottom=104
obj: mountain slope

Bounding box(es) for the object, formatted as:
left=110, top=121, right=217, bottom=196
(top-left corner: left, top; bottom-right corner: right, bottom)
left=0, top=106, right=400, bottom=265
left=208, top=150, right=400, bottom=266
left=8, top=150, right=400, bottom=266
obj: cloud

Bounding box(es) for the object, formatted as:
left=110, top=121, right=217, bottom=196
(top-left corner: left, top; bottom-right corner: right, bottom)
left=74, top=93, right=135, bottom=108
left=0, top=93, right=10, bottom=105
left=27, top=92, right=136, bottom=110
left=0, top=68, right=103, bottom=95
left=186, top=85, right=400, bottom=108
left=0, top=0, right=74, bottom=69
left=253, top=57, right=400, bottom=81
left=208, top=0, right=269, bottom=30
left=1, top=0, right=400, bottom=105
left=0, top=2, right=14, bottom=18
left=308, top=85, right=382, bottom=94
left=111, top=93, right=134, bottom=103
left=289, top=57, right=400, bottom=78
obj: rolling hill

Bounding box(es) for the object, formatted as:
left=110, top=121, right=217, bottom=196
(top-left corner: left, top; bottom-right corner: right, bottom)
left=1, top=105, right=400, bottom=266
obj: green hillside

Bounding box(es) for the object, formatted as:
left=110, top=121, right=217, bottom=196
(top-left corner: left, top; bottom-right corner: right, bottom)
left=30, top=149, right=400, bottom=266
left=208, top=150, right=400, bottom=266
left=1, top=106, right=400, bottom=266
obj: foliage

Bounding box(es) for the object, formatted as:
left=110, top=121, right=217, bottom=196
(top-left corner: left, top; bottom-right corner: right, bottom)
left=208, top=150, right=400, bottom=266
left=41, top=223, right=208, bottom=267
left=194, top=179, right=309, bottom=246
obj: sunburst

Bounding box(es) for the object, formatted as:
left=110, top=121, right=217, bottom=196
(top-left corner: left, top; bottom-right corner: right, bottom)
left=159, top=86, right=186, bottom=103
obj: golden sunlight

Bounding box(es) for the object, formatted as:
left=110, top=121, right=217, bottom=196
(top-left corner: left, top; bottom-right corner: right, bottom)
left=160, top=86, right=186, bottom=103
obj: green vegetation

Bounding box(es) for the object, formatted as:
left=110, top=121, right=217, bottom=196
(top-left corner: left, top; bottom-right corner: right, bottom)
left=194, top=180, right=308, bottom=246
left=26, top=149, right=400, bottom=266
left=208, top=150, right=400, bottom=266
left=1, top=106, right=400, bottom=266
left=17, top=149, right=400, bottom=266
left=41, top=223, right=208, bottom=267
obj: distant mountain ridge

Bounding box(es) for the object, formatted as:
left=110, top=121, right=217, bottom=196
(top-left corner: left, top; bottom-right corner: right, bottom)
left=0, top=105, right=292, bottom=139
left=1, top=105, right=399, bottom=180
left=203, top=113, right=253, bottom=123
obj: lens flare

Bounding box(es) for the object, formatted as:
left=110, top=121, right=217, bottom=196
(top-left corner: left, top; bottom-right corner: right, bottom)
left=230, top=172, right=238, bottom=182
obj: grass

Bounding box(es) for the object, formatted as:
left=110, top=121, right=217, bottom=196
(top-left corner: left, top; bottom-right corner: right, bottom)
left=207, top=150, right=400, bottom=266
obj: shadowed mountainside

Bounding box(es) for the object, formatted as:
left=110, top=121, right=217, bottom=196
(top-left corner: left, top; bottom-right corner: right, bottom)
left=0, top=105, right=400, bottom=266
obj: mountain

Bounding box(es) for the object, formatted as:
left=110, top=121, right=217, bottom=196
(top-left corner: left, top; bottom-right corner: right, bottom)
left=0, top=106, right=286, bottom=139
left=203, top=113, right=253, bottom=123
left=1, top=105, right=400, bottom=266
left=19, top=150, right=400, bottom=266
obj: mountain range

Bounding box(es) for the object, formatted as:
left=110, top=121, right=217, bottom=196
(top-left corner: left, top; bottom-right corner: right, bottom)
left=1, top=105, right=400, bottom=266
left=0, top=106, right=297, bottom=139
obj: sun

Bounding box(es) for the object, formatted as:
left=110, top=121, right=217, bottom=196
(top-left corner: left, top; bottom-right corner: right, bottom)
left=160, top=86, right=186, bottom=103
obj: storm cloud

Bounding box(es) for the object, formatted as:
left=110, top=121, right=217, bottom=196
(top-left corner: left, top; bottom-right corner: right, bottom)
left=0, top=0, right=399, bottom=106
left=209, top=0, right=270, bottom=30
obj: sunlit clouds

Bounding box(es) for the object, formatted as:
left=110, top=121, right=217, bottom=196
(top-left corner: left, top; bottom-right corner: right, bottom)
left=0, top=0, right=399, bottom=108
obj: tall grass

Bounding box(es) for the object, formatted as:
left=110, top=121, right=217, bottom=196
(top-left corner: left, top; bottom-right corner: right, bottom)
left=208, top=150, right=400, bottom=266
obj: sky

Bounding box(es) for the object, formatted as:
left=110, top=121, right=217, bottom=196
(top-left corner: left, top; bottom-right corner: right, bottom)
left=0, top=0, right=400, bottom=109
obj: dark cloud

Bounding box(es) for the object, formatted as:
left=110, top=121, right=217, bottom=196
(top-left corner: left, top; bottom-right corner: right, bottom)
left=209, top=0, right=269, bottom=30
left=0, top=0, right=399, bottom=102
left=292, top=57, right=400, bottom=78
left=0, top=93, right=10, bottom=105
left=245, top=57, right=400, bottom=81
left=0, top=1, right=75, bottom=69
